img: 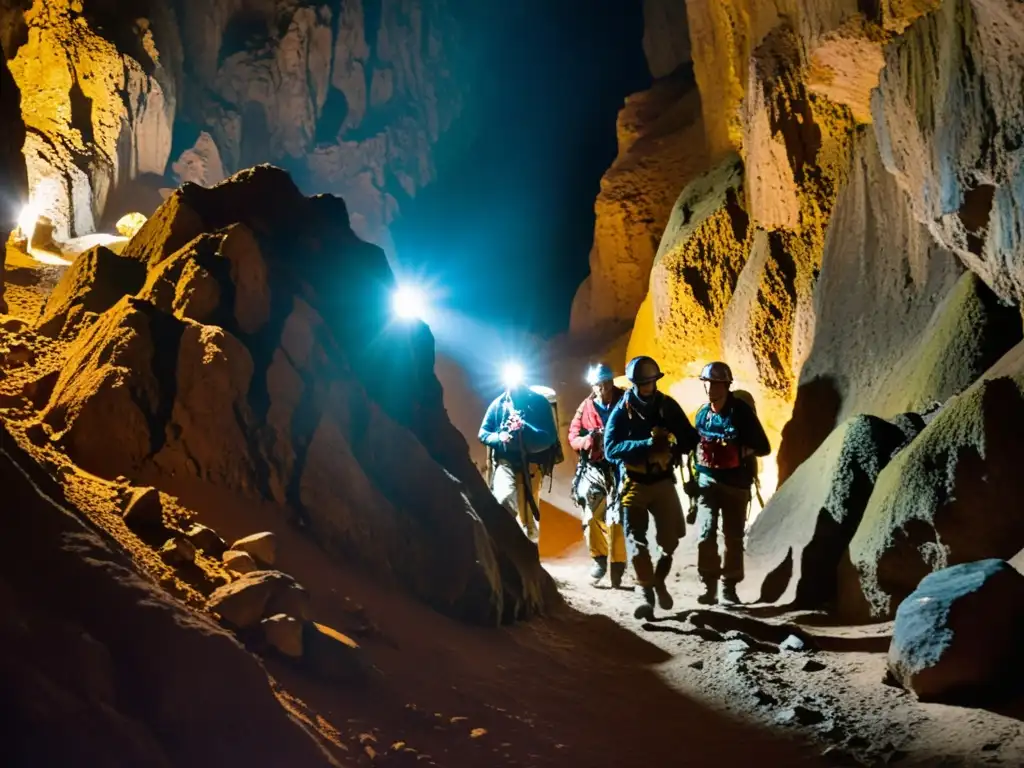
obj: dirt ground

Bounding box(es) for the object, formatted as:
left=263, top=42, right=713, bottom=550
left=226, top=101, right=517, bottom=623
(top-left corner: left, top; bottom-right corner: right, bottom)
left=3, top=246, right=1022, bottom=767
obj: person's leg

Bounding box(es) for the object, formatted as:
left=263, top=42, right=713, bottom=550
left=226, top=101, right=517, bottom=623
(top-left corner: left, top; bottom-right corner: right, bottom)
left=695, top=477, right=722, bottom=604
left=620, top=478, right=656, bottom=619
left=521, top=466, right=542, bottom=543
left=719, top=484, right=751, bottom=604
left=582, top=470, right=610, bottom=581
left=648, top=479, right=685, bottom=610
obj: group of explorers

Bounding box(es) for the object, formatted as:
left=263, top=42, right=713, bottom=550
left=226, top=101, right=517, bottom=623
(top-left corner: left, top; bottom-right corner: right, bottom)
left=478, top=356, right=770, bottom=620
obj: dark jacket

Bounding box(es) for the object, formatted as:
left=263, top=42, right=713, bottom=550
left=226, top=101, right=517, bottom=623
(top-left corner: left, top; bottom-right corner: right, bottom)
left=605, top=389, right=699, bottom=483
left=694, top=393, right=770, bottom=488
left=478, top=387, right=557, bottom=467
left=568, top=390, right=622, bottom=464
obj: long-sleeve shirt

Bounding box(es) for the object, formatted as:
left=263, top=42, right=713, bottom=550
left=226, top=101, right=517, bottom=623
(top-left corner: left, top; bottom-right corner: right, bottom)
left=694, top=393, right=770, bottom=488
left=568, top=391, right=622, bottom=464
left=604, top=389, right=699, bottom=483
left=478, top=387, right=557, bottom=467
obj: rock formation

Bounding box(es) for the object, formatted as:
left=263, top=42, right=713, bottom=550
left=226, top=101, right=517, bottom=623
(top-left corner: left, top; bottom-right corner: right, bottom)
left=887, top=559, right=1024, bottom=704
left=1, top=39, right=28, bottom=312
left=2, top=0, right=462, bottom=254
left=0, top=422, right=342, bottom=766
left=573, top=0, right=1024, bottom=614
left=40, top=165, right=552, bottom=625
left=7, top=0, right=178, bottom=239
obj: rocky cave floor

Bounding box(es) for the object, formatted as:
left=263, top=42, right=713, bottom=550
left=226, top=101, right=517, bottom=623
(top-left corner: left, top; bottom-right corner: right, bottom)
left=3, top=246, right=1023, bottom=768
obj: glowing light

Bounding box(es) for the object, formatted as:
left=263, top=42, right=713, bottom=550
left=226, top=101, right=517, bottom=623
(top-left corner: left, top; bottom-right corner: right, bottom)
left=392, top=284, right=428, bottom=321
left=16, top=203, right=37, bottom=241
left=502, top=361, right=525, bottom=389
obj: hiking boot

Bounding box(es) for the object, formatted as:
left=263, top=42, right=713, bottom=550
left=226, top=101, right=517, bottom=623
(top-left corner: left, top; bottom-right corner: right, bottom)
left=697, top=584, right=717, bottom=605
left=590, top=556, right=608, bottom=584
left=634, top=587, right=656, bottom=620
left=720, top=583, right=741, bottom=605
left=609, top=562, right=626, bottom=589
left=654, top=582, right=674, bottom=611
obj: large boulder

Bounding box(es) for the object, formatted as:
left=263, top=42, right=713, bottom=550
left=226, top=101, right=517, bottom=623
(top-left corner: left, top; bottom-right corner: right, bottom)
left=839, top=341, right=1024, bottom=621
left=778, top=131, right=1021, bottom=482
left=44, top=165, right=553, bottom=625
left=0, top=421, right=339, bottom=766
left=887, top=560, right=1024, bottom=703
left=744, top=415, right=912, bottom=607
left=36, top=246, right=147, bottom=338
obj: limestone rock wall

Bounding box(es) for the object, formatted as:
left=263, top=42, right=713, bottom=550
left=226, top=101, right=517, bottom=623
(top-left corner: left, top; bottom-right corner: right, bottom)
left=1, top=0, right=462, bottom=253
left=1, top=40, right=28, bottom=311
left=6, top=0, right=178, bottom=239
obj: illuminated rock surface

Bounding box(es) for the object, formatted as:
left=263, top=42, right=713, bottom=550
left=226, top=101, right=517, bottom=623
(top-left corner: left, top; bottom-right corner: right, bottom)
left=41, top=165, right=551, bottom=625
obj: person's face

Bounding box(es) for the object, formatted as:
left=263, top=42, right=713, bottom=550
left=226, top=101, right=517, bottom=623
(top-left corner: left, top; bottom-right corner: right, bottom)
left=594, top=380, right=616, bottom=401
left=637, top=381, right=656, bottom=397
left=705, top=380, right=729, bottom=403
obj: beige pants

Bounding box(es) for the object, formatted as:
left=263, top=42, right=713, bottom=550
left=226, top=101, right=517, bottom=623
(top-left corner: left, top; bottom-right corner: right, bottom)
left=619, top=476, right=685, bottom=587
left=491, top=460, right=542, bottom=542
left=577, top=463, right=626, bottom=563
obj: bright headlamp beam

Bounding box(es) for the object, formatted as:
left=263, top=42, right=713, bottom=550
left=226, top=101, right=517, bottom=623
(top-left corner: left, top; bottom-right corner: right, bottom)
left=502, top=361, right=525, bottom=389
left=392, top=284, right=427, bottom=321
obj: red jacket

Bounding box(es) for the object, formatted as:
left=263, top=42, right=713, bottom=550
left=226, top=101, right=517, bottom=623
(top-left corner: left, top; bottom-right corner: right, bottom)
left=569, top=392, right=622, bottom=463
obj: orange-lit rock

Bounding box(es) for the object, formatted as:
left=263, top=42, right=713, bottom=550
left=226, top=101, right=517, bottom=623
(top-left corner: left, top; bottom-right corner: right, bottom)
left=8, top=0, right=176, bottom=239
left=1, top=40, right=28, bottom=313
left=642, top=0, right=691, bottom=78
left=571, top=68, right=707, bottom=335
left=42, top=165, right=552, bottom=624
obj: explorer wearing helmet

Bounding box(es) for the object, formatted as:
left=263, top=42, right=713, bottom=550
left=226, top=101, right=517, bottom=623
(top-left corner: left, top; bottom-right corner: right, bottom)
left=693, top=361, right=770, bottom=605
left=478, top=372, right=559, bottom=544
left=604, top=355, right=699, bottom=620
left=568, top=363, right=627, bottom=587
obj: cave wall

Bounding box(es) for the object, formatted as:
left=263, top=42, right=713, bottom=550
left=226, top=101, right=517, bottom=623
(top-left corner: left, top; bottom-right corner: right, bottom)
left=1, top=0, right=463, bottom=253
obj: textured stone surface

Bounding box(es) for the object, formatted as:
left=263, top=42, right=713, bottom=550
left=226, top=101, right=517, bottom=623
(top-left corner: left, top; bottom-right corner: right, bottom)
left=0, top=422, right=337, bottom=766
left=777, top=131, right=1022, bottom=483
left=745, top=415, right=911, bottom=607
left=571, top=68, right=707, bottom=335
left=642, top=0, right=691, bottom=77
left=8, top=0, right=177, bottom=239
left=839, top=341, right=1024, bottom=621
left=872, top=0, right=1024, bottom=305
left=42, top=166, right=553, bottom=624
left=888, top=560, right=1024, bottom=703
left=1, top=40, right=29, bottom=311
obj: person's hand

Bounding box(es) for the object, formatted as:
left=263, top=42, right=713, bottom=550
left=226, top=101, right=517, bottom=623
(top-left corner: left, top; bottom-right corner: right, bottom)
left=651, top=430, right=671, bottom=452
left=498, top=431, right=513, bottom=444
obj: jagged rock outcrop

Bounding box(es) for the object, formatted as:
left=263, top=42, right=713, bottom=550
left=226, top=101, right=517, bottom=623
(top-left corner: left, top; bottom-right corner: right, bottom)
left=887, top=559, right=1024, bottom=704
left=7, top=0, right=179, bottom=239
left=777, top=131, right=1021, bottom=482
left=1, top=39, right=28, bottom=312
left=872, top=0, right=1024, bottom=306
left=0, top=422, right=341, bottom=767
left=570, top=67, right=707, bottom=334
left=175, top=0, right=462, bottom=253
left=745, top=414, right=912, bottom=607
left=838, top=341, right=1024, bottom=622
left=3, top=0, right=460, bottom=253
left=41, top=165, right=552, bottom=625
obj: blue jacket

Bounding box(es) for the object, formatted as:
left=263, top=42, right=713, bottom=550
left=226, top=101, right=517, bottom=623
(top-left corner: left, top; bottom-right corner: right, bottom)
left=694, top=394, right=770, bottom=488
left=605, top=389, right=698, bottom=482
left=478, top=387, right=557, bottom=467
